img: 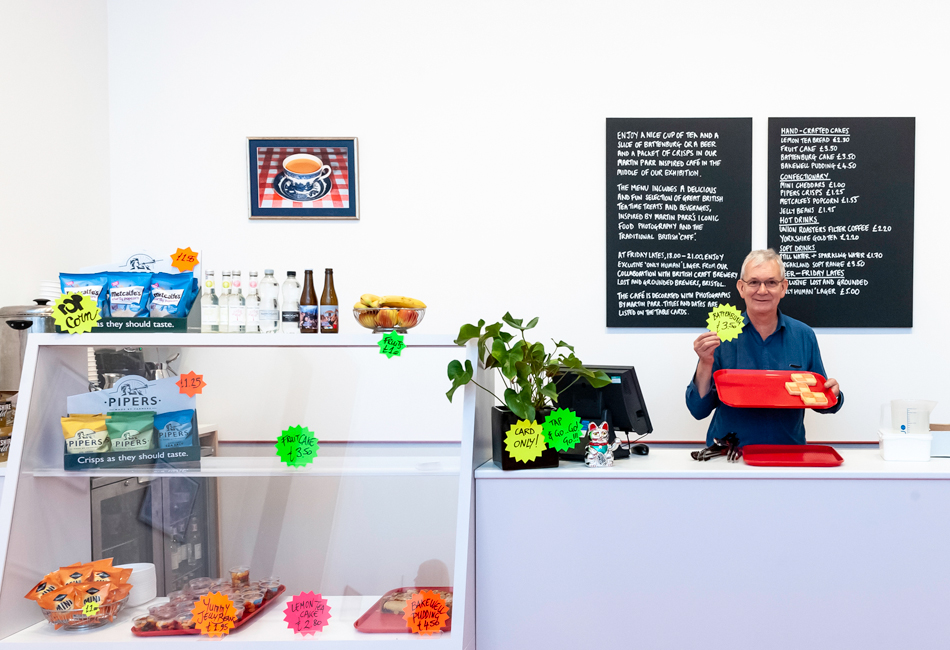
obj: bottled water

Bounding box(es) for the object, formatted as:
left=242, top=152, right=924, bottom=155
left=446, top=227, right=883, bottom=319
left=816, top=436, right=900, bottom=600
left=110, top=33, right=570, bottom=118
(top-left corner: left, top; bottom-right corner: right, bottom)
left=246, top=271, right=261, bottom=333
left=200, top=270, right=219, bottom=333
left=228, top=270, right=246, bottom=333
left=281, top=271, right=300, bottom=334
left=259, top=269, right=280, bottom=333
left=219, top=271, right=232, bottom=333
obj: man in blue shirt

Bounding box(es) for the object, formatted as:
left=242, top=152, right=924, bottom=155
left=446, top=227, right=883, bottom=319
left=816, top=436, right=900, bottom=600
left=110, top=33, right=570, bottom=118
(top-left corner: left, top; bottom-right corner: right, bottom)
left=686, top=249, right=844, bottom=446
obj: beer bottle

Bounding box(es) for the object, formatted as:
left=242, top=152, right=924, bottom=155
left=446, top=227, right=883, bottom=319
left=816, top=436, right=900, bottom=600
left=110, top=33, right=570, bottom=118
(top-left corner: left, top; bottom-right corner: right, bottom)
left=320, top=268, right=339, bottom=333
left=299, top=270, right=319, bottom=333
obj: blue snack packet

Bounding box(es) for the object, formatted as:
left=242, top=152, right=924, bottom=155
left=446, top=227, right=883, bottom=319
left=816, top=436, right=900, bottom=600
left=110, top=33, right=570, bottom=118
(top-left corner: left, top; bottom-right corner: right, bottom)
left=148, top=272, right=194, bottom=318
left=155, top=409, right=195, bottom=449
left=107, top=272, right=152, bottom=318
left=60, top=273, right=111, bottom=317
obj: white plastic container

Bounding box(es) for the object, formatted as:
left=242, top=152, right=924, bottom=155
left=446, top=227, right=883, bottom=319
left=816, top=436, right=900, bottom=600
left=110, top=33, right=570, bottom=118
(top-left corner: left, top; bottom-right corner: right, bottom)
left=116, top=562, right=156, bottom=606
left=879, top=429, right=932, bottom=462
left=890, top=399, right=937, bottom=433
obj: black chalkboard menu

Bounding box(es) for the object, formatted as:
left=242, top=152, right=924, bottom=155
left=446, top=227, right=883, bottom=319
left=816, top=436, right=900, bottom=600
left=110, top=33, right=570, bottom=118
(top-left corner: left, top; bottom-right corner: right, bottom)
left=606, top=118, right=752, bottom=327
left=767, top=118, right=915, bottom=327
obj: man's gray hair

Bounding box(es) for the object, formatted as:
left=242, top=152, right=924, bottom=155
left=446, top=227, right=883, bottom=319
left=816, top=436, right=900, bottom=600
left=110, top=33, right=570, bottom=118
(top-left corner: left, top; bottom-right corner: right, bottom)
left=740, top=249, right=786, bottom=281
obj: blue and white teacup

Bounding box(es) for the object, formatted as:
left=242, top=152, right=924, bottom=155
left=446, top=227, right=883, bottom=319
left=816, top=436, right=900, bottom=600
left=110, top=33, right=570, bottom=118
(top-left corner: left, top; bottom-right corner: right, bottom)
left=281, top=154, right=332, bottom=198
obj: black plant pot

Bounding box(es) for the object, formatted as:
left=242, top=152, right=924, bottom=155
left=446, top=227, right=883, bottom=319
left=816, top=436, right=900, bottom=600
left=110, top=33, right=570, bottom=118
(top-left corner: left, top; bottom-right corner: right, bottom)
left=491, top=407, right=560, bottom=471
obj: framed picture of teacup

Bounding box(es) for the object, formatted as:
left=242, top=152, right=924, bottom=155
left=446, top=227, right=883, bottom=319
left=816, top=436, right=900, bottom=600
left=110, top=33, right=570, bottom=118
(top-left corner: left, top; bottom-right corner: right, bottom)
left=247, top=137, right=359, bottom=220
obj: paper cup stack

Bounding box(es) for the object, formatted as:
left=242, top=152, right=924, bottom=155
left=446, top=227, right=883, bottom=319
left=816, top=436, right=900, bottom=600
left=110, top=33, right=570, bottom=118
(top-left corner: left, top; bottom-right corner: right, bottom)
left=117, top=563, right=156, bottom=606
left=38, top=281, right=61, bottom=302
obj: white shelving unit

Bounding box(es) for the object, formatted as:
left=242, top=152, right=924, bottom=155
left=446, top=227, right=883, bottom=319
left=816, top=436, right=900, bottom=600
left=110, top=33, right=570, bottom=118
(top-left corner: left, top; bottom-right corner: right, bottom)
left=0, top=333, right=492, bottom=649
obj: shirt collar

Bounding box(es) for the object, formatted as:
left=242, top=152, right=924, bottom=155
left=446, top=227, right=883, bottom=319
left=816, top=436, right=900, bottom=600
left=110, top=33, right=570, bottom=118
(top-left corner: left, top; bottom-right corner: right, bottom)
left=741, top=310, right=787, bottom=333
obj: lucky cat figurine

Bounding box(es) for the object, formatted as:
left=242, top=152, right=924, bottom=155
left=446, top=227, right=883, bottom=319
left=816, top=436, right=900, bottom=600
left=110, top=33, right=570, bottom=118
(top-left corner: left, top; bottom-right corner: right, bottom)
left=585, top=421, right=621, bottom=468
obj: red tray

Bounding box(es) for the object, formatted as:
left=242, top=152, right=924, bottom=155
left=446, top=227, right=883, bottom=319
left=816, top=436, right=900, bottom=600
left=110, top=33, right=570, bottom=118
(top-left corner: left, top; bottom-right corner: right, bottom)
left=354, top=587, right=453, bottom=634
left=713, top=369, right=838, bottom=409
left=130, top=585, right=285, bottom=636
left=742, top=444, right=843, bottom=467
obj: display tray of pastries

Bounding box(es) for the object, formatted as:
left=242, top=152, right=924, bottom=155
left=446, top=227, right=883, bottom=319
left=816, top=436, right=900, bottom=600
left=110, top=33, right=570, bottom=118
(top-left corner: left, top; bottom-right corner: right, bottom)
left=354, top=587, right=453, bottom=633
left=713, top=369, right=837, bottom=409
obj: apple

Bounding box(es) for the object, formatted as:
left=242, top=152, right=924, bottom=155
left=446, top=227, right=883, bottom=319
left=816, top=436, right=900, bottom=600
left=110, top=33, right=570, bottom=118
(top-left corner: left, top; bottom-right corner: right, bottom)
left=396, top=309, right=419, bottom=328
left=357, top=310, right=377, bottom=328
left=376, top=309, right=398, bottom=328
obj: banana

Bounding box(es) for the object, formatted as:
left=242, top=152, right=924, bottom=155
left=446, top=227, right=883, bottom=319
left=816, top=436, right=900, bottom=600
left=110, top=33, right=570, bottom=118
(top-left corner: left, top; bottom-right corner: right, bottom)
left=379, top=295, right=426, bottom=309
left=360, top=294, right=381, bottom=308
left=353, top=301, right=367, bottom=310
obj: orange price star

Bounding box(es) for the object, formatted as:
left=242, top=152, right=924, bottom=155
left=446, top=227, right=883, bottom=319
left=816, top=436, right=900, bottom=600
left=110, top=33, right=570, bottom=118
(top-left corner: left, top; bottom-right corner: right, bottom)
left=191, top=592, right=237, bottom=638
left=402, top=590, right=450, bottom=635
left=177, top=371, right=206, bottom=397
left=170, top=247, right=200, bottom=272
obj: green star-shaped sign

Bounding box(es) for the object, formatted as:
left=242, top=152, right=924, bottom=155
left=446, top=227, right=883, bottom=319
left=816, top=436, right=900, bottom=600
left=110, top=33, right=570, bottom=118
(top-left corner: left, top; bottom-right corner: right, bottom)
left=378, top=331, right=406, bottom=358
left=543, top=408, right=583, bottom=452
left=275, top=425, right=319, bottom=467
left=53, top=292, right=101, bottom=334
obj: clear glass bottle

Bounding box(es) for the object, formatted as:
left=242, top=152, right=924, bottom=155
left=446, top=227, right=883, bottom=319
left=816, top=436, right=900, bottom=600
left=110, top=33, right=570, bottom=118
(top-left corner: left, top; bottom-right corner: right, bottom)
left=246, top=271, right=261, bottom=333
left=186, top=515, right=200, bottom=567
left=259, top=269, right=280, bottom=333
left=228, top=270, right=246, bottom=333
left=320, top=268, right=339, bottom=333
left=200, top=270, right=219, bottom=333
left=281, top=271, right=300, bottom=334
left=219, top=271, right=232, bottom=333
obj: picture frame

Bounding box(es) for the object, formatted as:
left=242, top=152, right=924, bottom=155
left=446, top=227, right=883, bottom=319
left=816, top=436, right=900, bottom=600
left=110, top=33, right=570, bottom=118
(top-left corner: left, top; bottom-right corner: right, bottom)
left=247, top=137, right=359, bottom=220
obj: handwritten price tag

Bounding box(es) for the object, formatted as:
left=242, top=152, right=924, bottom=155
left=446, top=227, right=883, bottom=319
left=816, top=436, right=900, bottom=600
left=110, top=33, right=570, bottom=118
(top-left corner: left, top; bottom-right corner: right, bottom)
left=505, top=419, right=546, bottom=463
left=283, top=591, right=331, bottom=635
left=706, top=303, right=744, bottom=342
left=378, top=331, right=406, bottom=358
left=276, top=425, right=319, bottom=467
left=53, top=292, right=101, bottom=334
left=403, top=590, right=450, bottom=635
left=82, top=601, right=100, bottom=617
left=543, top=408, right=582, bottom=452
left=177, top=371, right=206, bottom=397
left=170, top=247, right=199, bottom=272
left=192, top=592, right=237, bottom=637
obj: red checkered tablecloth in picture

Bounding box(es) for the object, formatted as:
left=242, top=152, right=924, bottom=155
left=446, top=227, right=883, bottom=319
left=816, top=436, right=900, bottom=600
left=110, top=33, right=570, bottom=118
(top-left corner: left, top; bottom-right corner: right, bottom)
left=257, top=147, right=350, bottom=208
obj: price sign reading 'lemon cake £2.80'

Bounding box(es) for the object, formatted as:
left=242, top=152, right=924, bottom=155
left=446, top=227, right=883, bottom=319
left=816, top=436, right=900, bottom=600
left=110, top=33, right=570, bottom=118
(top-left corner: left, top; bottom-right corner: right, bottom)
left=53, top=293, right=101, bottom=334
left=276, top=425, right=319, bottom=468
left=283, top=591, right=332, bottom=636
left=505, top=420, right=546, bottom=463
left=706, top=303, right=743, bottom=342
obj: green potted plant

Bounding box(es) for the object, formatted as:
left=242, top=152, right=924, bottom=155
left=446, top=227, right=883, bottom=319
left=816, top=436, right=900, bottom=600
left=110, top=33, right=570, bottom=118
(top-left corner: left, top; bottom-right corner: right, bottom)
left=446, top=313, right=611, bottom=470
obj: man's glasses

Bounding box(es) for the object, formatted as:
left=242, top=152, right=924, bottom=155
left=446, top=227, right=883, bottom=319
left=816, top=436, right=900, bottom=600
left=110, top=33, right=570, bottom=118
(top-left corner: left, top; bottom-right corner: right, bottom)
left=741, top=279, right=784, bottom=291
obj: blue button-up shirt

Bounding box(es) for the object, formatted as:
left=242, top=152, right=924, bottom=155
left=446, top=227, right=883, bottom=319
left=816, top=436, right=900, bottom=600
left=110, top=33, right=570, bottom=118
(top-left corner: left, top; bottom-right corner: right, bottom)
left=685, top=311, right=844, bottom=446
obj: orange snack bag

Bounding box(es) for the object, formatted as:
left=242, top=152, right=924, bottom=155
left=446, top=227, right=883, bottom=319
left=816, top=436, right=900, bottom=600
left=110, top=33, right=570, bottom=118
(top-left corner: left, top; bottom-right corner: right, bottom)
left=24, top=573, right=63, bottom=601
left=91, top=566, right=132, bottom=584
left=75, top=581, right=113, bottom=607
left=38, top=586, right=79, bottom=612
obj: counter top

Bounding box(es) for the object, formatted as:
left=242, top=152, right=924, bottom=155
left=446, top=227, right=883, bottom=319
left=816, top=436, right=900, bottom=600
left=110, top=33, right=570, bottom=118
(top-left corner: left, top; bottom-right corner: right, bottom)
left=474, top=447, right=950, bottom=479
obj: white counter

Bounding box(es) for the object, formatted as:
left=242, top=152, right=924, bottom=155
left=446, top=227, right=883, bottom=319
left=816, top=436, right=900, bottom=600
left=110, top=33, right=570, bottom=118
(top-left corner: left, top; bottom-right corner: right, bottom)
left=475, top=445, right=950, bottom=650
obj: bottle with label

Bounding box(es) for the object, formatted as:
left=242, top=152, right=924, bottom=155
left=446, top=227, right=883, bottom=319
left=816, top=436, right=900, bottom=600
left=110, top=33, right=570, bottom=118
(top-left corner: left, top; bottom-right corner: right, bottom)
left=200, top=270, right=219, bottom=333
left=300, top=270, right=319, bottom=333
left=219, top=271, right=232, bottom=333
left=281, top=271, right=301, bottom=334
left=259, top=269, right=280, bottom=333
left=320, top=268, right=339, bottom=333
left=246, top=271, right=261, bottom=333
left=186, top=515, right=201, bottom=567
left=228, top=270, right=247, bottom=333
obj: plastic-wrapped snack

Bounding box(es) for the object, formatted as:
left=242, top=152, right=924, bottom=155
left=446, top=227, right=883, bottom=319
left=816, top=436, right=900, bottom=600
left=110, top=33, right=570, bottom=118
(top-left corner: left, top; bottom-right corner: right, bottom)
left=155, top=409, right=195, bottom=449
left=59, top=273, right=111, bottom=317
left=75, top=582, right=113, bottom=608
left=148, top=272, right=194, bottom=318
left=90, top=566, right=133, bottom=584
left=106, top=411, right=156, bottom=452
left=37, top=586, right=79, bottom=612
left=25, top=574, right=63, bottom=601
left=62, top=414, right=111, bottom=454
left=107, top=272, right=152, bottom=318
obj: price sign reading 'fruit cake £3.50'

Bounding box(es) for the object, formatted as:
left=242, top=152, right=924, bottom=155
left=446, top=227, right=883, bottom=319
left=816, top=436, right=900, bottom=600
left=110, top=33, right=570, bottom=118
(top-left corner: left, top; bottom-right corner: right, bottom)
left=275, top=425, right=319, bottom=468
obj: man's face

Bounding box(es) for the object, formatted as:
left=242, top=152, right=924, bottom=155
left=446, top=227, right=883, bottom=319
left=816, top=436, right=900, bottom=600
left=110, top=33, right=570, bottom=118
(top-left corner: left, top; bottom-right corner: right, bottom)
left=737, top=260, right=788, bottom=318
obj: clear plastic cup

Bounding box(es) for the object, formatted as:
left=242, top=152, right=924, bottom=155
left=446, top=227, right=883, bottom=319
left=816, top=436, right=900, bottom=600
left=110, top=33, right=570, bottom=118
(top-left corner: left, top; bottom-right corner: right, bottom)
left=229, top=566, right=250, bottom=588
left=189, top=577, right=214, bottom=593
left=260, top=579, right=280, bottom=601
left=175, top=612, right=197, bottom=630
left=239, top=589, right=265, bottom=614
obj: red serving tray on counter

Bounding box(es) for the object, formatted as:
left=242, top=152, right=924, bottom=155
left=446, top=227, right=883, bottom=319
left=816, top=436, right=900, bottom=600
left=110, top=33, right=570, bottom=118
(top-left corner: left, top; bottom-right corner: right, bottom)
left=354, top=587, right=453, bottom=634
left=130, top=585, right=285, bottom=636
left=713, top=369, right=838, bottom=409
left=742, top=444, right=844, bottom=467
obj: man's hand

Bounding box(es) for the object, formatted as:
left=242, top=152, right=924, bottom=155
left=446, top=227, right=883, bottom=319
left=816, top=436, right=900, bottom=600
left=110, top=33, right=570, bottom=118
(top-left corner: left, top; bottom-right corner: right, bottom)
left=693, top=331, right=721, bottom=365
left=823, top=378, right=840, bottom=397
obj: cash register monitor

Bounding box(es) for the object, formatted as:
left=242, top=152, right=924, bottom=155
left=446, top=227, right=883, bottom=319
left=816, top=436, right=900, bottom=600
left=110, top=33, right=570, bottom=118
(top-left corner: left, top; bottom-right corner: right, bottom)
left=552, top=365, right=652, bottom=460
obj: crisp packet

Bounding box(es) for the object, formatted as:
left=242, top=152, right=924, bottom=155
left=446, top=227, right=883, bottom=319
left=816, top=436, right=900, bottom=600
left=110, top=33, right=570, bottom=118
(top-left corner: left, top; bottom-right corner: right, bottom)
left=38, top=586, right=79, bottom=612
left=106, top=411, right=155, bottom=452
left=91, top=566, right=133, bottom=584
left=155, top=409, right=195, bottom=448
left=61, top=414, right=111, bottom=454
left=74, top=582, right=114, bottom=607
left=59, top=273, right=110, bottom=317
left=25, top=574, right=63, bottom=601
left=107, top=272, right=152, bottom=318
left=148, top=272, right=194, bottom=318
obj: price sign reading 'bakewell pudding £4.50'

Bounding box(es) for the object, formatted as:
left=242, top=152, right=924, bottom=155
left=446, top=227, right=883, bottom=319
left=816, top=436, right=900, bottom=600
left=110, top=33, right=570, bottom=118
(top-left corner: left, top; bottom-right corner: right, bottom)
left=403, top=590, right=450, bottom=635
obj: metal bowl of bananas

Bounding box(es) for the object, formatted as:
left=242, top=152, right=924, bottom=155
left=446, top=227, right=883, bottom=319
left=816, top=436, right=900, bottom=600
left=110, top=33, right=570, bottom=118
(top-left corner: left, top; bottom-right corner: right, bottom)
left=353, top=294, right=426, bottom=333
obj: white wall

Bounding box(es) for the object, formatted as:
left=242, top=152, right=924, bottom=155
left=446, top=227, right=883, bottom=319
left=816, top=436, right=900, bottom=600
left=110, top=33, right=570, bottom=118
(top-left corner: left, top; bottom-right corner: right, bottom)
left=0, top=0, right=111, bottom=308
left=10, top=0, right=949, bottom=442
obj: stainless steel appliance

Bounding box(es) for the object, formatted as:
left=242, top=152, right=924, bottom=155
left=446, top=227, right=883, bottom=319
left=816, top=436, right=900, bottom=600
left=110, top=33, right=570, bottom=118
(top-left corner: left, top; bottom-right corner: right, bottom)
left=90, top=474, right=220, bottom=595
left=0, top=299, right=54, bottom=391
